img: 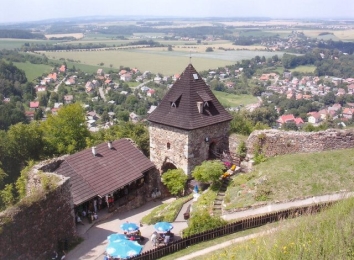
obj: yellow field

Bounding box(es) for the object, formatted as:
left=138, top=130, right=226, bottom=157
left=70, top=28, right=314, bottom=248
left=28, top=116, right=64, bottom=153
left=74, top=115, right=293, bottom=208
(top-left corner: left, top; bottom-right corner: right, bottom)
left=302, top=29, right=354, bottom=40
left=45, top=33, right=84, bottom=39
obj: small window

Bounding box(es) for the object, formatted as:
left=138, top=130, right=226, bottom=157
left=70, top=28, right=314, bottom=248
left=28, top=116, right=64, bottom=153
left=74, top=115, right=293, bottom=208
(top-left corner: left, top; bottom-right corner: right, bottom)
left=167, top=142, right=171, bottom=149
left=193, top=73, right=198, bottom=80
left=204, top=101, right=209, bottom=107
left=171, top=102, right=176, bottom=108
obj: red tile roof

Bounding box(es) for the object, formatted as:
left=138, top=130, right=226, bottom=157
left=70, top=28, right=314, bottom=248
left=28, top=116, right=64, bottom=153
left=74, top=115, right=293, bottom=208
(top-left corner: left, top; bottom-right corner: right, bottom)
left=30, top=101, right=39, bottom=108
left=147, top=64, right=232, bottom=130
left=55, top=139, right=155, bottom=206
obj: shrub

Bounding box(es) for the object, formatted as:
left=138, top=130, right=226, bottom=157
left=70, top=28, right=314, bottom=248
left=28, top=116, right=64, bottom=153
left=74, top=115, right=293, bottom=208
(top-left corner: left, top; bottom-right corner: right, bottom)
left=192, top=160, right=225, bottom=184
left=183, top=210, right=227, bottom=237
left=161, top=169, right=188, bottom=196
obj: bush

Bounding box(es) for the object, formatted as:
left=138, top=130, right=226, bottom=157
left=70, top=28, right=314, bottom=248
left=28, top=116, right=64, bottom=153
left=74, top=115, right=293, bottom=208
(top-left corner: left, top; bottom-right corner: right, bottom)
left=161, top=169, right=188, bottom=196
left=192, top=160, right=225, bottom=184
left=183, top=210, right=227, bottom=237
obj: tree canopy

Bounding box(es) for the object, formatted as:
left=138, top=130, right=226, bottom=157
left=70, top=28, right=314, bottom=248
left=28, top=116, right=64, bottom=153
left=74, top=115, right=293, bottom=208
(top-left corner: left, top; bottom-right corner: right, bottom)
left=41, top=103, right=90, bottom=155
left=192, top=160, right=225, bottom=183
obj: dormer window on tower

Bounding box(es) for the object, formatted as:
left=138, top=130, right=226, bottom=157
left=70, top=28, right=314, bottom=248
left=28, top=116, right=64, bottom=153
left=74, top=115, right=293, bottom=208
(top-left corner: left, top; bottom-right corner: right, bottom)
left=169, top=94, right=182, bottom=108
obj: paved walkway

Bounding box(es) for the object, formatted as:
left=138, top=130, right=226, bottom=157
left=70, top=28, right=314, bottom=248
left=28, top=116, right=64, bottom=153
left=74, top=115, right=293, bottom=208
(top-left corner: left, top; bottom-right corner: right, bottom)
left=68, top=192, right=354, bottom=260
left=222, top=192, right=354, bottom=221
left=67, top=198, right=175, bottom=260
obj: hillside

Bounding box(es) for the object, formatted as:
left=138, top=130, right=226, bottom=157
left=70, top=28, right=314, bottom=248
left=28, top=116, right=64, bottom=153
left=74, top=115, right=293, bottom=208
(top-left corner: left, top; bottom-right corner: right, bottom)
left=225, top=147, right=354, bottom=210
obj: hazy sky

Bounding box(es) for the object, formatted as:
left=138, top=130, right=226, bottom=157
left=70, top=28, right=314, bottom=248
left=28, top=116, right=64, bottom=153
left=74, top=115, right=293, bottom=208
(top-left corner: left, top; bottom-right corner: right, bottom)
left=2, top=0, right=354, bottom=23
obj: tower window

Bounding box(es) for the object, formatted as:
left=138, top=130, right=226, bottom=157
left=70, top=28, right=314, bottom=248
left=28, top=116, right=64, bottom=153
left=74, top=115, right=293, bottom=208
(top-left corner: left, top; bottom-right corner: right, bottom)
left=167, top=142, right=171, bottom=149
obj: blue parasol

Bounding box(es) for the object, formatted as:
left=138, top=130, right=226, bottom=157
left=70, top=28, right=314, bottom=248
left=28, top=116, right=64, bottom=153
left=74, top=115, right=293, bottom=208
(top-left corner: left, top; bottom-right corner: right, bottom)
left=106, top=240, right=142, bottom=259
left=154, top=222, right=174, bottom=233
left=107, top=233, right=128, bottom=243
left=120, top=222, right=139, bottom=233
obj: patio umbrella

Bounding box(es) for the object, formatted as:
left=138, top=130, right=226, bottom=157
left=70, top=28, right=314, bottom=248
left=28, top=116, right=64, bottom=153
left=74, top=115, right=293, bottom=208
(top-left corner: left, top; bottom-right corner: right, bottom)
left=120, top=222, right=139, bottom=233
left=154, top=222, right=174, bottom=233
left=106, top=240, right=143, bottom=259
left=107, top=233, right=128, bottom=243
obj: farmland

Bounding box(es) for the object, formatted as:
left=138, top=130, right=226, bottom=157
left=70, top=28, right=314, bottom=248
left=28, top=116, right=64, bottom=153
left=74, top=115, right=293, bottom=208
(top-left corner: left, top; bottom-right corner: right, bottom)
left=43, top=48, right=284, bottom=75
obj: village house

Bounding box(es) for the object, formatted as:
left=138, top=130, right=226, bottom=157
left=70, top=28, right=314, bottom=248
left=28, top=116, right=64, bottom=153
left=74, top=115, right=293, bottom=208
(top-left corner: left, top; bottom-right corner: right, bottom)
left=277, top=114, right=303, bottom=128
left=30, top=101, right=40, bottom=110
left=147, top=89, right=156, bottom=97
left=120, top=73, right=132, bottom=82
left=65, top=77, right=76, bottom=86
left=85, top=81, right=95, bottom=93
left=35, top=85, right=47, bottom=92
left=59, top=64, right=66, bottom=73
left=63, top=95, right=74, bottom=104
left=25, top=111, right=35, bottom=121
left=342, top=108, right=354, bottom=119
left=97, top=68, right=104, bottom=76
left=129, top=112, right=139, bottom=123
left=307, top=112, right=322, bottom=124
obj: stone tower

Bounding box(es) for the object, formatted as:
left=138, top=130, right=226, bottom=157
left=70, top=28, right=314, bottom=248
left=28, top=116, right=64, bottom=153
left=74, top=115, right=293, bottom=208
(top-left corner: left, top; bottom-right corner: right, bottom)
left=147, top=64, right=233, bottom=175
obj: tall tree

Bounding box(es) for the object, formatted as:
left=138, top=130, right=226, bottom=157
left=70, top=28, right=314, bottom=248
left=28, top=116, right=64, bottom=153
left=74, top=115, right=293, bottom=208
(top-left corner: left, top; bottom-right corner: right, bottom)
left=41, top=103, right=90, bottom=155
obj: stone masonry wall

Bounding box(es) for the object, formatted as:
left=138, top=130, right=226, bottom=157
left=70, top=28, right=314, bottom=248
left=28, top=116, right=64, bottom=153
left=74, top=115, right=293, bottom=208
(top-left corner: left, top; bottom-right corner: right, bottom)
left=150, top=122, right=230, bottom=175
left=0, top=160, right=76, bottom=260
left=246, top=129, right=354, bottom=157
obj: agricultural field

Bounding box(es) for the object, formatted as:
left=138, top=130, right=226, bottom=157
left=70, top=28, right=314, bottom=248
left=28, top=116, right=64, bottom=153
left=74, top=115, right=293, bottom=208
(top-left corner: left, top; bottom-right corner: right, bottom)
left=302, top=29, right=354, bottom=41
left=0, top=38, right=58, bottom=50
left=212, top=92, right=258, bottom=108
left=44, top=33, right=84, bottom=39
left=43, top=48, right=284, bottom=75
left=12, top=61, right=52, bottom=81
left=289, top=65, right=316, bottom=73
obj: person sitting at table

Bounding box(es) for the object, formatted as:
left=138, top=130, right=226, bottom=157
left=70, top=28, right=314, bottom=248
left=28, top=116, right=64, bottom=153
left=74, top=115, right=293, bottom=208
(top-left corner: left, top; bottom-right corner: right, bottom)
left=164, top=232, right=171, bottom=246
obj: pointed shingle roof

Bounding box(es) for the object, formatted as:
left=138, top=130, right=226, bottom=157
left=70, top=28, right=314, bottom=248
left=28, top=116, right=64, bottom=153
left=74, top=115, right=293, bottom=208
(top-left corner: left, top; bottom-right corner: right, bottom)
left=147, top=64, right=232, bottom=130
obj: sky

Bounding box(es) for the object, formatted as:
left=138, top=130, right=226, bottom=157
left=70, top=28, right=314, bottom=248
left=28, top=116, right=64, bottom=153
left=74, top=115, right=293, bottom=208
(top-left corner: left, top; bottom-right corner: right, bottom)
left=1, top=0, right=354, bottom=24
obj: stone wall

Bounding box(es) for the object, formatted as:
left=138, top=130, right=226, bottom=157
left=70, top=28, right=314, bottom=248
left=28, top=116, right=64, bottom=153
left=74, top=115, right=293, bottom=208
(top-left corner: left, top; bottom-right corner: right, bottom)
left=246, top=129, right=354, bottom=157
left=0, top=160, right=76, bottom=260
left=150, top=122, right=230, bottom=175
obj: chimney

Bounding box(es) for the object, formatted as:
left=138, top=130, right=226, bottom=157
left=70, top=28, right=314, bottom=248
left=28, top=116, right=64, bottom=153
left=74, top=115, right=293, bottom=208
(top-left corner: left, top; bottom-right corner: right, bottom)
left=108, top=141, right=112, bottom=149
left=197, top=102, right=203, bottom=114
left=92, top=146, right=97, bottom=156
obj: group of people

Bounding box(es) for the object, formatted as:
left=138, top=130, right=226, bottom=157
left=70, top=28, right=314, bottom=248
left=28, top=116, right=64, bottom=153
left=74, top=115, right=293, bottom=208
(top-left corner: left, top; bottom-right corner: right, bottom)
left=150, top=231, right=172, bottom=247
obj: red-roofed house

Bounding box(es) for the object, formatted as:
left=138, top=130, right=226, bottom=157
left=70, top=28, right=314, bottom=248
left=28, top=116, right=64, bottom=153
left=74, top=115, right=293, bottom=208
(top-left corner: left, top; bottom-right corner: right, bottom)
left=48, top=73, right=57, bottom=81
left=30, top=101, right=39, bottom=109
left=277, top=114, right=295, bottom=125
left=307, top=112, right=322, bottom=124
left=294, top=117, right=304, bottom=127
left=59, top=65, right=66, bottom=73
left=343, top=108, right=354, bottom=119
left=147, top=89, right=156, bottom=97
left=25, top=111, right=35, bottom=121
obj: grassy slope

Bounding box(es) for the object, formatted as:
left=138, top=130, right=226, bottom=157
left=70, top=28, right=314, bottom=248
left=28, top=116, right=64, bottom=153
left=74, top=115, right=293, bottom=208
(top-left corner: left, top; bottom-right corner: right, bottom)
left=290, top=65, right=316, bottom=73
left=225, top=148, right=354, bottom=210
left=202, top=198, right=354, bottom=260
left=212, top=92, right=258, bottom=108
left=13, top=61, right=52, bottom=81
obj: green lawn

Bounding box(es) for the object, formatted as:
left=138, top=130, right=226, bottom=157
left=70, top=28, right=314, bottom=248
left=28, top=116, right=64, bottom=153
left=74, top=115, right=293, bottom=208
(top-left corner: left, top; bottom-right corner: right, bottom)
left=290, top=65, right=316, bottom=73
left=212, top=92, right=258, bottom=108
left=225, top=148, right=354, bottom=210
left=13, top=61, right=52, bottom=81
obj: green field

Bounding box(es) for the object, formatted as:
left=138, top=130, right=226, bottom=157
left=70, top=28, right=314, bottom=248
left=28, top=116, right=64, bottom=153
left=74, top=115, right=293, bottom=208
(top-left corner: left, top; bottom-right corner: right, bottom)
left=0, top=38, right=60, bottom=50
left=13, top=61, right=52, bottom=81
left=225, top=148, right=354, bottom=210
left=44, top=48, right=284, bottom=75
left=212, top=92, right=258, bottom=108
left=290, top=65, right=316, bottom=73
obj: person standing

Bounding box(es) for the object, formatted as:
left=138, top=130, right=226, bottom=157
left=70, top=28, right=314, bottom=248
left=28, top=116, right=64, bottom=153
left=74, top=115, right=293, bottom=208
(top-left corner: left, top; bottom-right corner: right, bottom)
left=106, top=194, right=109, bottom=209
left=151, top=231, right=157, bottom=247
left=93, top=198, right=97, bottom=213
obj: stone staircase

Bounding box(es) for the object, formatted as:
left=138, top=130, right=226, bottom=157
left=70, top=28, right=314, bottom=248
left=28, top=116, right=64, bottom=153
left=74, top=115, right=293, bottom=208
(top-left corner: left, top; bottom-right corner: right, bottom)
left=212, top=177, right=231, bottom=216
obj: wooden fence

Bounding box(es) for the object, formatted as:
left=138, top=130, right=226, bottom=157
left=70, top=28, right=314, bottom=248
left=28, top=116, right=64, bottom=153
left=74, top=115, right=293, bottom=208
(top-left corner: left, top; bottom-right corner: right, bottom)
left=130, top=202, right=334, bottom=260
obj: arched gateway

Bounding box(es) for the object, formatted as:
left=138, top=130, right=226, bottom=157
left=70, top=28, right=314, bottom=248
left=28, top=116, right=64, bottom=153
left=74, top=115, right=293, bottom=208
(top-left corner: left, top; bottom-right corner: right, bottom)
left=147, top=64, right=233, bottom=175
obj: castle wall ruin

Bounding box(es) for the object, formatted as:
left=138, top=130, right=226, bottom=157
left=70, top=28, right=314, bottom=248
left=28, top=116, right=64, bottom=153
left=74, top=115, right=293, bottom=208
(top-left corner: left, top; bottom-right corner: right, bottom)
left=246, top=129, right=354, bottom=157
